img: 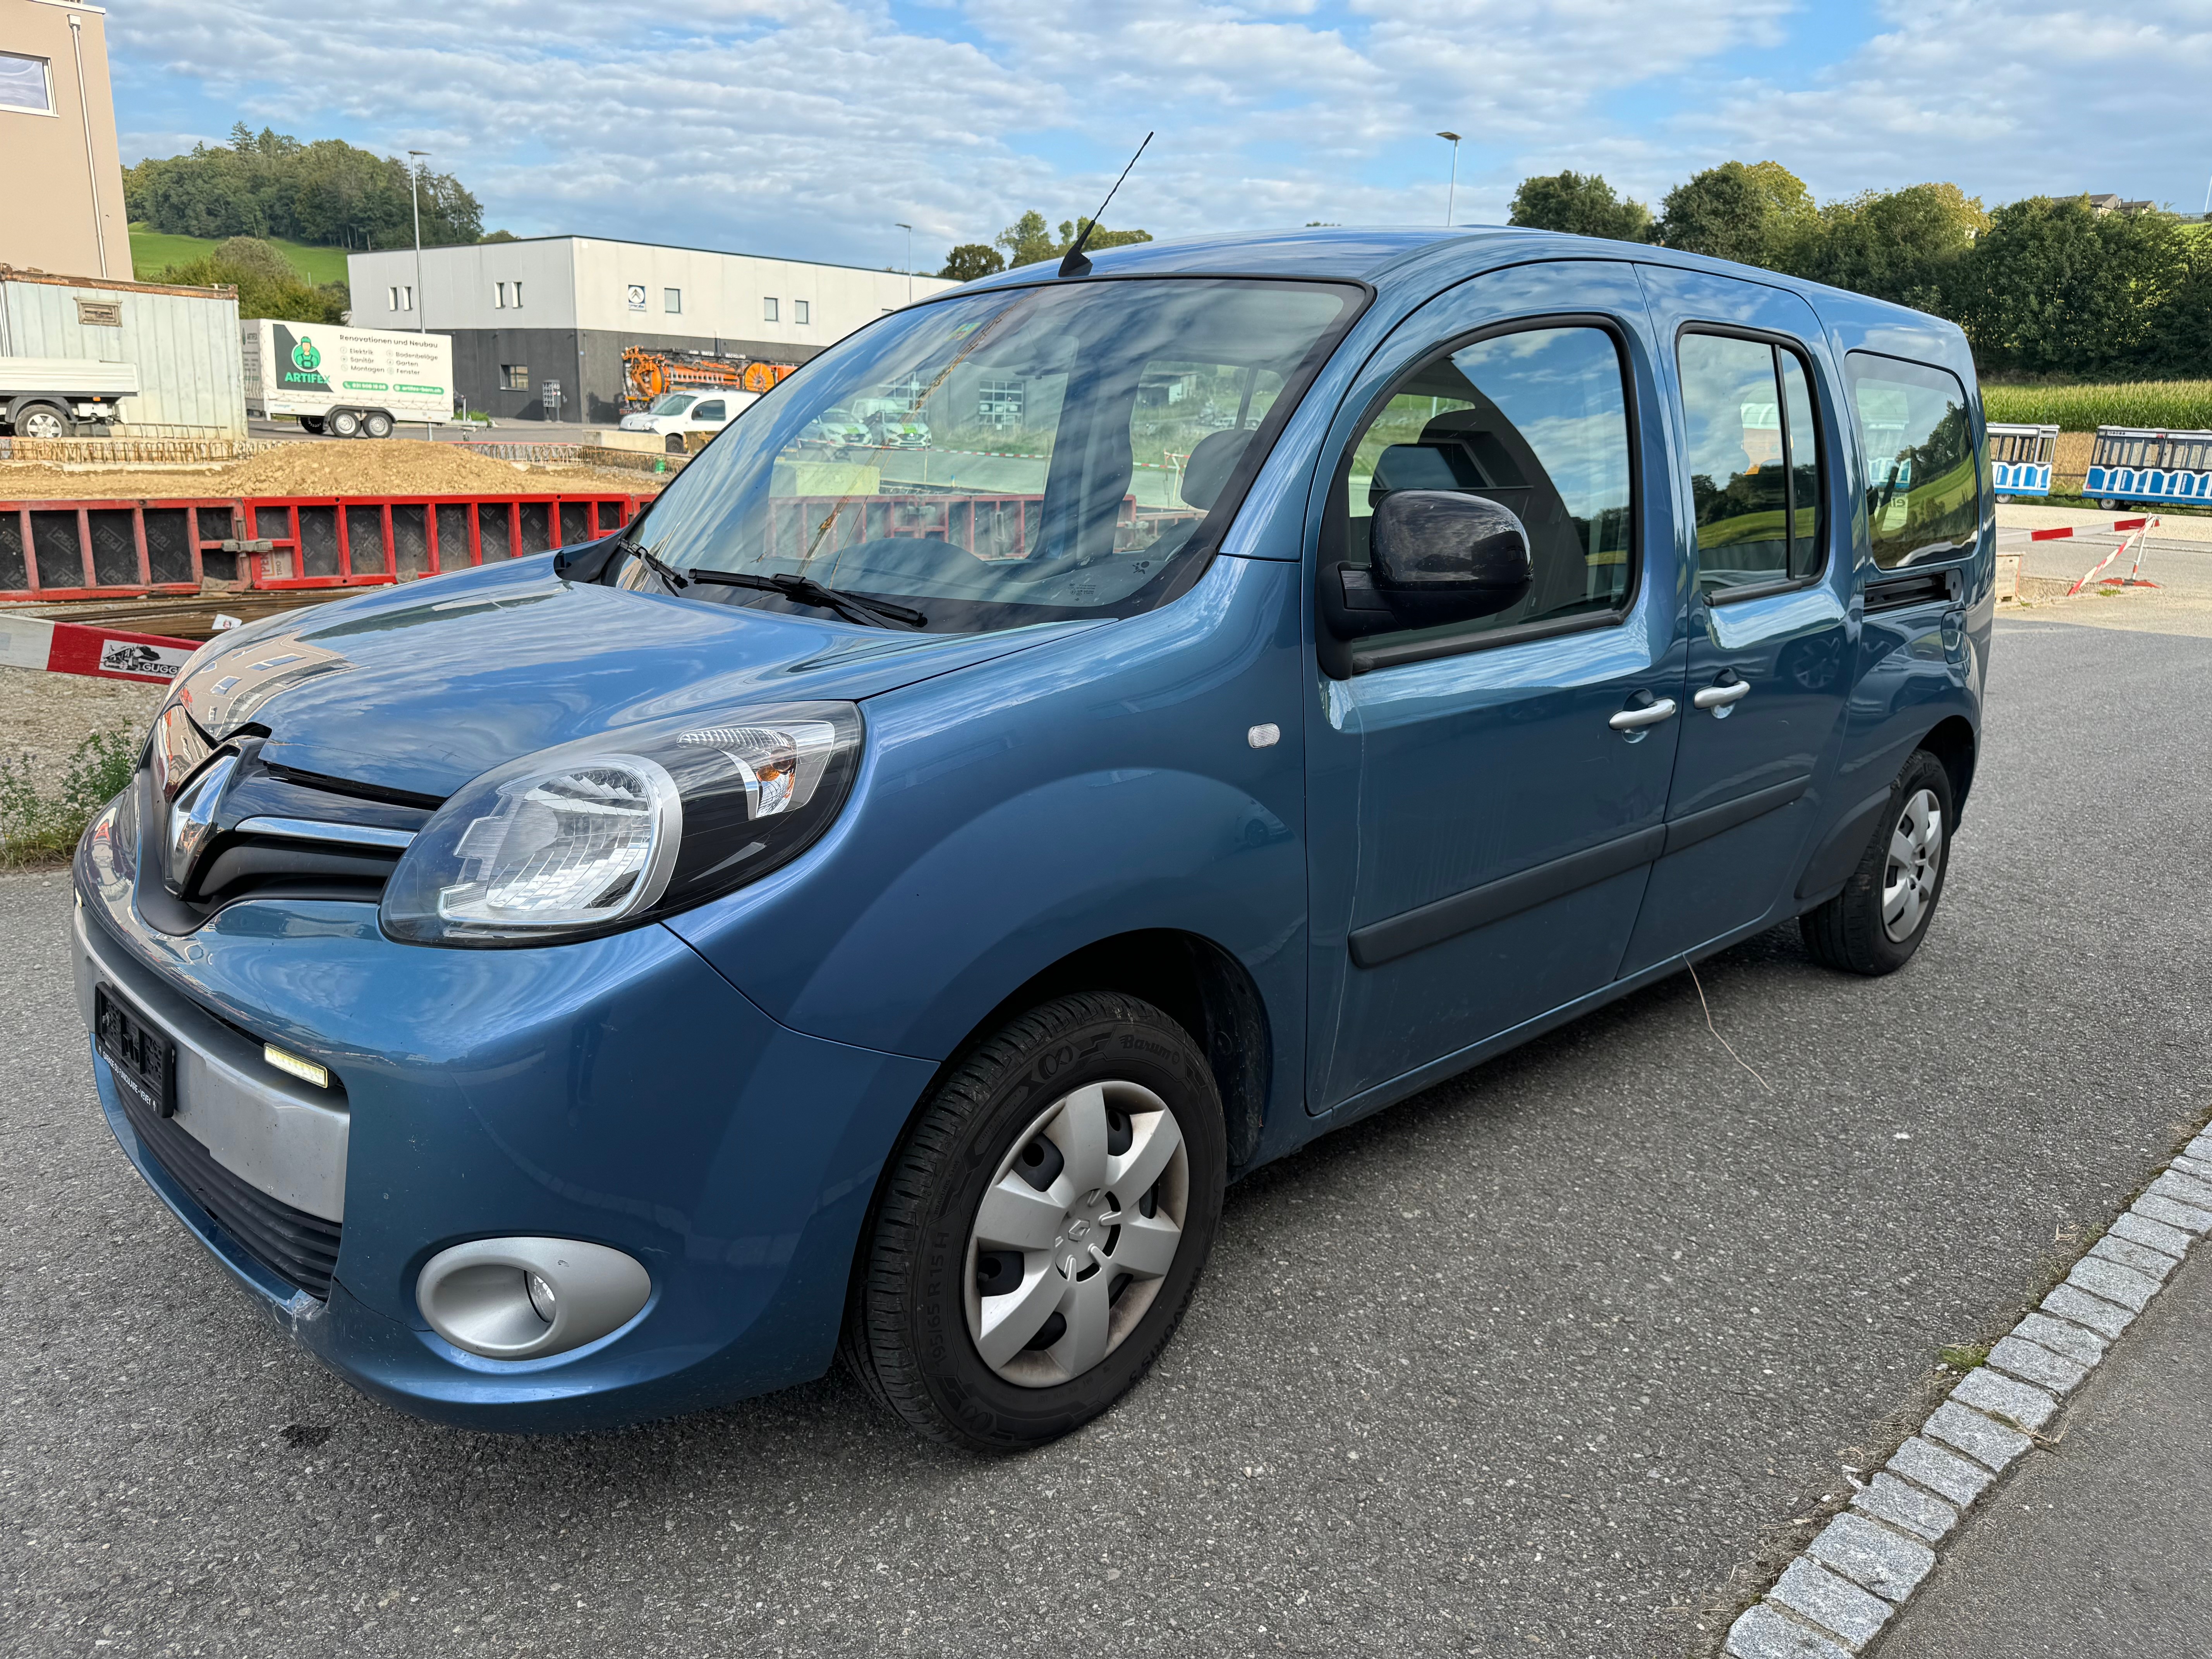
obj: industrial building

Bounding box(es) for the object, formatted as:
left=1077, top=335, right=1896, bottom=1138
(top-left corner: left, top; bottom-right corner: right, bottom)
left=0, top=0, right=130, bottom=281
left=346, top=237, right=957, bottom=423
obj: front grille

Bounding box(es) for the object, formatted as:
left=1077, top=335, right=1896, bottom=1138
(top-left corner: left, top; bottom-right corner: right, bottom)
left=115, top=1076, right=341, bottom=1298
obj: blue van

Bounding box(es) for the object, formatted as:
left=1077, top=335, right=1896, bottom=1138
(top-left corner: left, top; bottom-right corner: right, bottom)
left=74, top=228, right=1989, bottom=1450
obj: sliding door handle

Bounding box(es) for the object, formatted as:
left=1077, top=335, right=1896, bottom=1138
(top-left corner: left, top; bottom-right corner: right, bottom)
left=1693, top=681, right=1751, bottom=711
left=1609, top=698, right=1678, bottom=732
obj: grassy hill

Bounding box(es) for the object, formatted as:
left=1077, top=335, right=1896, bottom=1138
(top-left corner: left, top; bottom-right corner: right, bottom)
left=129, top=227, right=350, bottom=287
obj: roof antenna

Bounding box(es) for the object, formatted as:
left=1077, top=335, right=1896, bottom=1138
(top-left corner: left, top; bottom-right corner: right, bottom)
left=1060, top=131, right=1153, bottom=278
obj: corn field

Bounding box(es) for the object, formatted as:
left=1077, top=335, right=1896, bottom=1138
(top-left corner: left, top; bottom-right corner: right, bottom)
left=1983, top=381, right=2212, bottom=433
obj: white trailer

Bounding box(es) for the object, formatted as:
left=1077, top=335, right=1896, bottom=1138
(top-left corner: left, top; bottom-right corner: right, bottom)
left=0, top=357, right=141, bottom=437
left=240, top=319, right=454, bottom=438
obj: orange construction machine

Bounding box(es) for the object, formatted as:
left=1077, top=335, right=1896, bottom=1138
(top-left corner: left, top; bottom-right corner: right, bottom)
left=622, top=347, right=797, bottom=409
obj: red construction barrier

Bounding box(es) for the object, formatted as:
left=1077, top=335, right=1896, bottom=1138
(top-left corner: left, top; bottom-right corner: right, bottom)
left=0, top=491, right=647, bottom=601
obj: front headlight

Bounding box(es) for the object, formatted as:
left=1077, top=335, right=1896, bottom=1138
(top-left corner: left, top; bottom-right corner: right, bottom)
left=380, top=701, right=862, bottom=947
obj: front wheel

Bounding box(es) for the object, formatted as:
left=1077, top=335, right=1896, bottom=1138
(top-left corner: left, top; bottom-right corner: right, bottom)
left=16, top=404, right=68, bottom=440
left=1800, top=749, right=1954, bottom=975
left=298, top=415, right=327, bottom=435
left=841, top=991, right=1226, bottom=1451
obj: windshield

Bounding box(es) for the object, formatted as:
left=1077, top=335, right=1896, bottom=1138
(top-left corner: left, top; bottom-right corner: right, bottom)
left=625, top=277, right=1364, bottom=632
left=649, top=393, right=697, bottom=416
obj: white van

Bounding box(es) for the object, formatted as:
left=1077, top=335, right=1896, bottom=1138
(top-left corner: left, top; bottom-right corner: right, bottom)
left=618, top=391, right=756, bottom=438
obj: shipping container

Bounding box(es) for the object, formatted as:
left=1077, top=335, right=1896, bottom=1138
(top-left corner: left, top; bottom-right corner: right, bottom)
left=0, top=270, right=244, bottom=436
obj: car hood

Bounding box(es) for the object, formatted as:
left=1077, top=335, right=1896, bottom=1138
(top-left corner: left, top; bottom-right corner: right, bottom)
left=172, top=555, right=1101, bottom=800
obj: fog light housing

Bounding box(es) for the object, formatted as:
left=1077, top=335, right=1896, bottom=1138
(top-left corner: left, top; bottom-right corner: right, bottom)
left=416, top=1237, right=650, bottom=1360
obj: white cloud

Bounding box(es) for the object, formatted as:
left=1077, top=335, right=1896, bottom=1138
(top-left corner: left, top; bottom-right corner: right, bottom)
left=106, top=0, right=2212, bottom=269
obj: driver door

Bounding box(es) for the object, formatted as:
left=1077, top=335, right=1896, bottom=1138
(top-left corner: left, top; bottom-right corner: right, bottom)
left=1304, top=262, right=1689, bottom=1114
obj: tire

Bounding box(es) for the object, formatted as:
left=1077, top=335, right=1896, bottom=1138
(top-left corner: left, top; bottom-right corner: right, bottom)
left=362, top=410, right=394, bottom=439
left=14, top=402, right=68, bottom=440
left=328, top=408, right=362, bottom=438
left=1800, top=749, right=1954, bottom=975
left=298, top=416, right=327, bottom=435
left=841, top=991, right=1226, bottom=1451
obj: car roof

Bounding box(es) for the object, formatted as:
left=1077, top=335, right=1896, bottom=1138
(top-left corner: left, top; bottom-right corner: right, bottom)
left=947, top=225, right=1968, bottom=366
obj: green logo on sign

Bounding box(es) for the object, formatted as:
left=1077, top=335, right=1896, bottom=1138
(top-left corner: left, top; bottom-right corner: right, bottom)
left=291, top=336, right=321, bottom=372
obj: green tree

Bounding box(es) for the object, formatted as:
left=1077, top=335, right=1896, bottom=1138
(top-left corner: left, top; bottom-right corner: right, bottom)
left=155, top=235, right=345, bottom=323
left=1056, top=216, right=1152, bottom=255
left=1795, top=183, right=1987, bottom=310
left=1953, top=196, right=2191, bottom=376
left=940, top=243, right=1006, bottom=281
left=1657, top=160, right=1815, bottom=269
left=1508, top=171, right=1652, bottom=242
left=122, top=125, right=483, bottom=250
left=993, top=210, right=1153, bottom=268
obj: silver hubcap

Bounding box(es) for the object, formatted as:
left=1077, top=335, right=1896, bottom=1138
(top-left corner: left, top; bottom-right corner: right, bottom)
left=22, top=410, right=63, bottom=438
left=1882, top=787, right=1944, bottom=942
left=965, top=1079, right=1188, bottom=1388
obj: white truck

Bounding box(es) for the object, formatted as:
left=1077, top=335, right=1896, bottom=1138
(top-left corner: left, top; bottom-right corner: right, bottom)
left=0, top=358, right=140, bottom=438
left=239, top=319, right=453, bottom=438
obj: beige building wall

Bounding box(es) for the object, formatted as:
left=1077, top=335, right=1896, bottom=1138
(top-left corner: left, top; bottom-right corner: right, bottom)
left=0, top=0, right=130, bottom=282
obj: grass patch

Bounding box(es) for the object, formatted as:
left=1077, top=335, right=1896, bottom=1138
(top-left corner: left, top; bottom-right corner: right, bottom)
left=0, top=728, right=137, bottom=869
left=129, top=226, right=351, bottom=287
left=1937, top=1343, right=1990, bottom=1371
left=1984, top=380, right=2212, bottom=433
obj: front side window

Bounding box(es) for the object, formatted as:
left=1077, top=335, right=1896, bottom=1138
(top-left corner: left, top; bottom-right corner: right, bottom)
left=692, top=400, right=725, bottom=423
left=1331, top=323, right=1635, bottom=648
left=1677, top=331, right=1824, bottom=595
left=648, top=393, right=697, bottom=416
left=1846, top=353, right=1978, bottom=567
left=0, top=52, right=51, bottom=114
left=629, top=277, right=1363, bottom=634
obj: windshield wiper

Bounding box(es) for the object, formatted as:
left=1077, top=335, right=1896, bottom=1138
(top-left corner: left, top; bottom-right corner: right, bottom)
left=687, top=568, right=929, bottom=630
left=628, top=546, right=692, bottom=591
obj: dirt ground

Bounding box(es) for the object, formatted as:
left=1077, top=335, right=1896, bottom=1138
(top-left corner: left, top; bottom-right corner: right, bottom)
left=0, top=439, right=668, bottom=502
left=0, top=670, right=163, bottom=792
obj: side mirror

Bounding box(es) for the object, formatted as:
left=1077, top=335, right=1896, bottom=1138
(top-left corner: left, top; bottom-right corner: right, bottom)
left=1368, top=490, right=1533, bottom=625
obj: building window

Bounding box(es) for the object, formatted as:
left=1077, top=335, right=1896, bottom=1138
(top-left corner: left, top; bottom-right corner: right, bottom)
left=512, top=281, right=523, bottom=308
left=764, top=297, right=779, bottom=323
left=502, top=364, right=530, bottom=391
left=388, top=287, right=400, bottom=311
left=664, top=287, right=682, bottom=314
left=401, top=286, right=414, bottom=311
left=0, top=52, right=52, bottom=115
left=495, top=281, right=522, bottom=309
left=495, top=282, right=508, bottom=309
left=978, top=378, right=1024, bottom=428
left=793, top=299, right=810, bottom=325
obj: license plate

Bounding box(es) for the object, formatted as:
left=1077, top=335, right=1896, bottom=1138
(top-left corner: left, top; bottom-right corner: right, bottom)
left=95, top=985, right=175, bottom=1118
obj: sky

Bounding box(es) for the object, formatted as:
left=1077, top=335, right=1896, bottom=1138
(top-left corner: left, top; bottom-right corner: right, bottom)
left=107, top=0, right=2212, bottom=272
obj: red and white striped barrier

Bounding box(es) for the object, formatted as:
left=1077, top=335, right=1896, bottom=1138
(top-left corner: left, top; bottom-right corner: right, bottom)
left=1997, top=514, right=2163, bottom=595
left=0, top=614, right=199, bottom=683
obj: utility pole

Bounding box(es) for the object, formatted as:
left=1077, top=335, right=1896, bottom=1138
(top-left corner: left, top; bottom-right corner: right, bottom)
left=408, top=151, right=429, bottom=333
left=896, top=223, right=913, bottom=304
left=1437, top=132, right=1462, bottom=227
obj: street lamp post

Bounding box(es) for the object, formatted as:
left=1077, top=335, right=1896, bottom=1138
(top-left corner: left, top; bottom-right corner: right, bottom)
left=407, top=150, right=429, bottom=334
left=1436, top=132, right=1461, bottom=227
left=896, top=222, right=913, bottom=304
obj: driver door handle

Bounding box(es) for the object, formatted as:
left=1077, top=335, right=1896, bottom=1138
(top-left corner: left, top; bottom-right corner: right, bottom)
left=1608, top=699, right=1678, bottom=732
left=1693, top=681, right=1752, bottom=710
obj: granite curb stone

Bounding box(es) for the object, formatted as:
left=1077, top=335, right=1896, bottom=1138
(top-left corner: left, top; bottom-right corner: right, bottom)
left=1985, top=1334, right=2090, bottom=1395
left=1770, top=1558, right=1894, bottom=1649
left=2109, top=1211, right=2193, bottom=1259
left=2040, top=1281, right=2136, bottom=1339
left=2130, top=1193, right=2212, bottom=1235
left=1725, top=1602, right=1853, bottom=1659
left=1850, top=1472, right=1960, bottom=1542
left=2009, top=1310, right=2106, bottom=1367
left=2088, top=1233, right=2178, bottom=1282
left=1805, top=1511, right=1938, bottom=1601
left=1923, top=1400, right=2032, bottom=1472
left=2063, top=1255, right=2160, bottom=1314
left=1884, top=1436, right=1995, bottom=1508
left=1948, top=1368, right=2060, bottom=1433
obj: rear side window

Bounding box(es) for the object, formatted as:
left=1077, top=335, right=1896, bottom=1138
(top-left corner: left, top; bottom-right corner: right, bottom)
left=1846, top=353, right=1979, bottom=567
left=1676, top=332, right=1824, bottom=596
left=1335, top=323, right=1635, bottom=647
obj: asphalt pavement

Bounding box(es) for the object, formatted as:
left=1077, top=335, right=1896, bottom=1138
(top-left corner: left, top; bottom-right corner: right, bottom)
left=1877, top=1240, right=2212, bottom=1657
left=3, top=616, right=2210, bottom=1659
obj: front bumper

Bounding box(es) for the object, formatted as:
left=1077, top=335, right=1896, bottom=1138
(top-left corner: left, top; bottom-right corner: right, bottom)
left=72, top=799, right=936, bottom=1431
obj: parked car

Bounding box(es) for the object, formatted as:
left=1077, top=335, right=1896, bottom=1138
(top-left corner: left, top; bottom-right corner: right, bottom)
left=74, top=227, right=1991, bottom=1452
left=796, top=405, right=873, bottom=452
left=618, top=390, right=754, bottom=438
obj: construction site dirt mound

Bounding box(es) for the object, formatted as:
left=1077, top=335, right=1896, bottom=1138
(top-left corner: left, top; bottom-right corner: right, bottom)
left=0, top=440, right=668, bottom=502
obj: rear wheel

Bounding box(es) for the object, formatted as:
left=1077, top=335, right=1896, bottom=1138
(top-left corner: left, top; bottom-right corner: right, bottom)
left=328, top=408, right=362, bottom=438
left=1800, top=749, right=1954, bottom=975
left=362, top=409, right=395, bottom=439
left=841, top=991, right=1226, bottom=1451
left=15, top=402, right=68, bottom=440
left=298, top=415, right=327, bottom=435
